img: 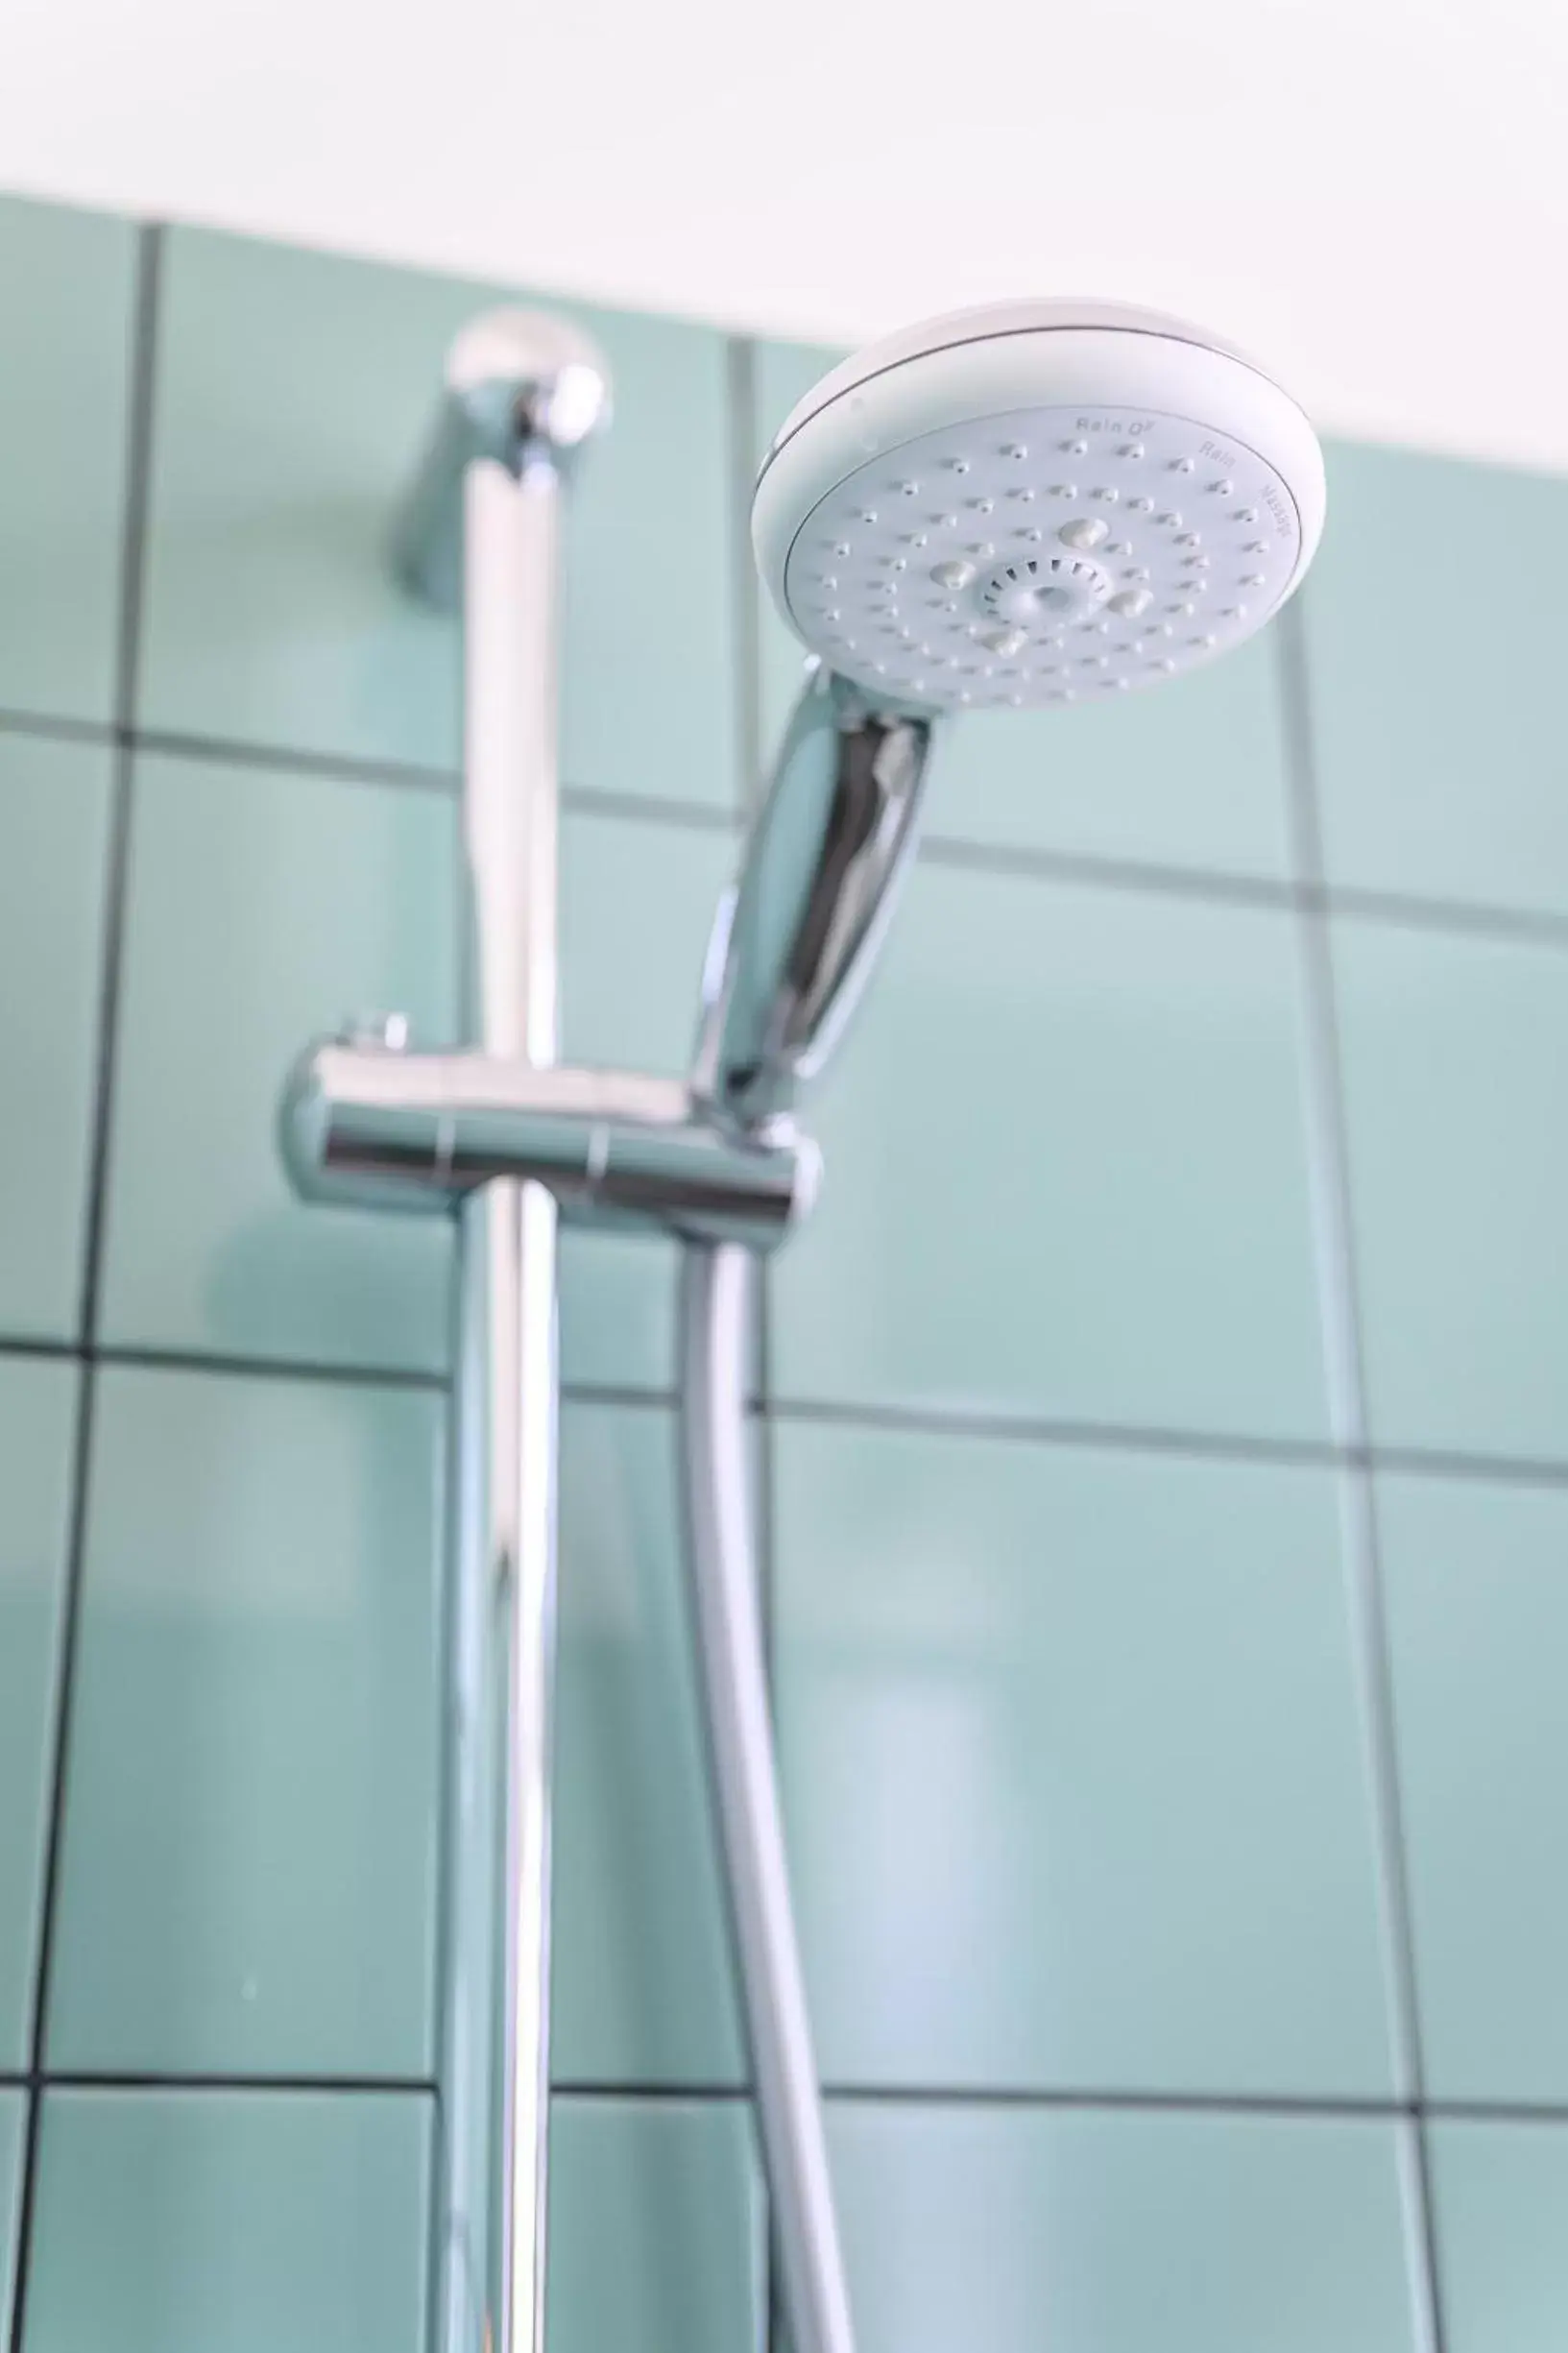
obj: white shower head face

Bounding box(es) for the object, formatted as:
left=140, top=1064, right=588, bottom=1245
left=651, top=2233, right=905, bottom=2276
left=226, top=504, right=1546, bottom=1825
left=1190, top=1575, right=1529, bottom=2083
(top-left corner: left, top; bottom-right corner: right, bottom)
left=751, top=300, right=1326, bottom=715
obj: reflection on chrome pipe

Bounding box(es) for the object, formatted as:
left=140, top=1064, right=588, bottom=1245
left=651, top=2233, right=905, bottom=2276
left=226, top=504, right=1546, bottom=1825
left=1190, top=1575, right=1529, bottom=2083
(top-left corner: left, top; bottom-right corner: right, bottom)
left=408, top=312, right=610, bottom=2353
left=690, top=666, right=941, bottom=1135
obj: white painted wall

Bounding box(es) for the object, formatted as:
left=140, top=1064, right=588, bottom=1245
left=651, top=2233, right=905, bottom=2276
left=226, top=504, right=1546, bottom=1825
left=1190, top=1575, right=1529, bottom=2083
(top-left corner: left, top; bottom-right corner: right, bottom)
left=0, top=0, right=1560, bottom=470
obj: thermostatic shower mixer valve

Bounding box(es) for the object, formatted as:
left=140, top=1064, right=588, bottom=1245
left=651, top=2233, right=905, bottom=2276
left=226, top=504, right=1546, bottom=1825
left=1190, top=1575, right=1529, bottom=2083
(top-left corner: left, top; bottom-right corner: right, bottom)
left=278, top=296, right=1326, bottom=2353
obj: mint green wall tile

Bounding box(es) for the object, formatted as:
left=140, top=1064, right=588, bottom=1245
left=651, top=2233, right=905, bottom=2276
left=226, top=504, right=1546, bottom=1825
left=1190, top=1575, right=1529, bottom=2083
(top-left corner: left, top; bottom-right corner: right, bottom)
left=140, top=229, right=738, bottom=807
left=1431, top=2122, right=1568, bottom=2351
left=0, top=197, right=134, bottom=723
left=1305, top=441, right=1568, bottom=913
left=99, top=753, right=457, bottom=1372
left=0, top=1360, right=77, bottom=2066
left=828, top=2103, right=1417, bottom=2353
left=559, top=810, right=735, bottom=1391
left=23, top=2089, right=430, bottom=2353
left=0, top=736, right=112, bottom=1342
left=47, top=1365, right=442, bottom=2075
left=775, top=1421, right=1393, bottom=2094
left=1381, top=1472, right=1568, bottom=2099
left=923, top=640, right=1293, bottom=876
left=773, top=861, right=1329, bottom=1440
left=751, top=341, right=1293, bottom=875
left=553, top=1401, right=741, bottom=2082
left=1332, top=917, right=1568, bottom=1457
left=547, top=2098, right=763, bottom=2353
left=100, top=753, right=731, bottom=1383
left=0, top=2090, right=25, bottom=2342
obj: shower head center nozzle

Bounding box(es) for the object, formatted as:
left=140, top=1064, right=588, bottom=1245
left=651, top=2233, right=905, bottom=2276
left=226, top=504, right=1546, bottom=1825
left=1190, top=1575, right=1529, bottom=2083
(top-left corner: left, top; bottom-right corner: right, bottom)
left=751, top=298, right=1325, bottom=716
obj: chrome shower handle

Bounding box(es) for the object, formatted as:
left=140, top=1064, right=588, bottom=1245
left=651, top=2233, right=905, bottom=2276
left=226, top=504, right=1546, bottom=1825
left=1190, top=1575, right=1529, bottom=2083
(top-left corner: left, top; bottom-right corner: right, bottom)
left=689, top=667, right=941, bottom=1134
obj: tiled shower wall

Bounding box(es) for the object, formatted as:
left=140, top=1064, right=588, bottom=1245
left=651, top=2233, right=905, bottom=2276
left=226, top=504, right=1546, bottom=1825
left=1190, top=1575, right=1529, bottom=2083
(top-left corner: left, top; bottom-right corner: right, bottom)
left=0, top=184, right=1565, bottom=2350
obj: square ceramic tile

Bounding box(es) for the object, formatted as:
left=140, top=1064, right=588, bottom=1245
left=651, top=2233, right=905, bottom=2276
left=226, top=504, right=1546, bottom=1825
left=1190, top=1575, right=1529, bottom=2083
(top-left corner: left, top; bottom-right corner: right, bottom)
left=100, top=750, right=732, bottom=1380
left=1430, top=2121, right=1568, bottom=2351
left=547, top=2098, right=763, bottom=2353
left=557, top=809, right=737, bottom=1393
left=1381, top=1471, right=1568, bottom=2100
left=552, top=1402, right=742, bottom=2083
left=47, top=1364, right=443, bottom=2075
left=0, top=1359, right=77, bottom=2066
left=1305, top=440, right=1568, bottom=914
left=827, top=2103, right=1418, bottom=2353
left=22, top=2089, right=430, bottom=2353
left=0, top=197, right=135, bottom=723
left=100, top=752, right=458, bottom=1373
left=921, top=640, right=1294, bottom=878
left=0, top=735, right=112, bottom=1342
left=774, top=1421, right=1394, bottom=2095
left=1332, top=916, right=1568, bottom=1458
left=750, top=340, right=1294, bottom=876
left=139, top=228, right=739, bottom=808
left=772, top=859, right=1329, bottom=1441
left=0, top=2091, right=24, bottom=2343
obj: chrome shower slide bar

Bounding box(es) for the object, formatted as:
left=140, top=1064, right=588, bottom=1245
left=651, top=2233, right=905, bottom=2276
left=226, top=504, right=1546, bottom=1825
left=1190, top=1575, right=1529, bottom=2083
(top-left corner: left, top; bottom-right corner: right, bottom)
left=278, top=303, right=940, bottom=2353
left=392, top=310, right=608, bottom=2353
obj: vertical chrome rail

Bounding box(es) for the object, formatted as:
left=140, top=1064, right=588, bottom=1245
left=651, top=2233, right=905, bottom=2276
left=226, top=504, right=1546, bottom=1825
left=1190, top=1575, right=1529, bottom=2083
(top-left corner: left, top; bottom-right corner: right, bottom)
left=398, top=313, right=611, bottom=2353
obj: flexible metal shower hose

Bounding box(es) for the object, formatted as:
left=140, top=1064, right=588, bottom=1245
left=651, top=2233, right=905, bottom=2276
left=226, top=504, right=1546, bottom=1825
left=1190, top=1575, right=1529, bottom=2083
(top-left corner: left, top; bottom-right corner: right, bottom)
left=677, top=1242, right=856, bottom=2353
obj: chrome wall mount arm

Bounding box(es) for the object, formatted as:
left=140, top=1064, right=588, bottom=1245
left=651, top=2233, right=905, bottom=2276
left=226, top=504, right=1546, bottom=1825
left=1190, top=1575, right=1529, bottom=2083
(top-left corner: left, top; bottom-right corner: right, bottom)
left=277, top=305, right=941, bottom=2353
left=691, top=664, right=938, bottom=1130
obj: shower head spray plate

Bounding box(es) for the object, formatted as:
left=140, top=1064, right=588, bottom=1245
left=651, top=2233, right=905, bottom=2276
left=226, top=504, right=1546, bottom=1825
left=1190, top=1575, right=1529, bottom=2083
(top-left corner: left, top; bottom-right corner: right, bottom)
left=752, top=300, right=1325, bottom=713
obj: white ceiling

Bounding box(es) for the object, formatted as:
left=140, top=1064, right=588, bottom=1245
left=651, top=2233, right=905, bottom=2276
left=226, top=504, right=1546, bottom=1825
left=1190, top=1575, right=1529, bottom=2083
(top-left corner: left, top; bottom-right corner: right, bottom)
left=1, top=0, right=1562, bottom=471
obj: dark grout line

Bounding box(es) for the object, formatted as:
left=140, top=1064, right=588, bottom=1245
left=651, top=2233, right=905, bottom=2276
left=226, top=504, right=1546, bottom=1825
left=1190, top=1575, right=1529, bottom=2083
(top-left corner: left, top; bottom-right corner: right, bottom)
left=1276, top=595, right=1448, bottom=2353
left=560, top=1377, right=678, bottom=1411
left=0, top=1334, right=450, bottom=1395
left=18, top=698, right=1568, bottom=956
left=1324, top=881, right=1568, bottom=952
left=766, top=1391, right=1343, bottom=1470
left=550, top=2080, right=751, bottom=2103
left=130, top=728, right=745, bottom=840
left=95, top=1341, right=451, bottom=1394
left=0, top=708, right=115, bottom=750
left=918, top=828, right=1299, bottom=912
left=52, top=716, right=742, bottom=838
left=0, top=1336, right=76, bottom=1365
left=532, top=2078, right=1568, bottom=2128
left=1372, top=1442, right=1568, bottom=1492
left=561, top=782, right=740, bottom=836
left=8, top=222, right=165, bottom=2353
left=37, top=2073, right=437, bottom=2098
left=822, top=2082, right=1397, bottom=2119
left=825, top=2085, right=1568, bottom=2126
left=5, top=2065, right=1565, bottom=2130
left=16, top=1329, right=1568, bottom=1496
left=132, top=725, right=460, bottom=795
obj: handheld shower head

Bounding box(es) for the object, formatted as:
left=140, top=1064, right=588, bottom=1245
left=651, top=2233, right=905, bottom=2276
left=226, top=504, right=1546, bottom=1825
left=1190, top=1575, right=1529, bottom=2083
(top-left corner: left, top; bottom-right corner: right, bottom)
left=752, top=298, right=1325, bottom=713
left=693, top=300, right=1325, bottom=1134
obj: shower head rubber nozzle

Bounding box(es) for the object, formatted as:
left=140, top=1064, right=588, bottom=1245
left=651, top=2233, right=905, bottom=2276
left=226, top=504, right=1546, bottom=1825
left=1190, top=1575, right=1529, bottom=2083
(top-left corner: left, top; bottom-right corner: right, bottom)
left=751, top=298, right=1325, bottom=715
